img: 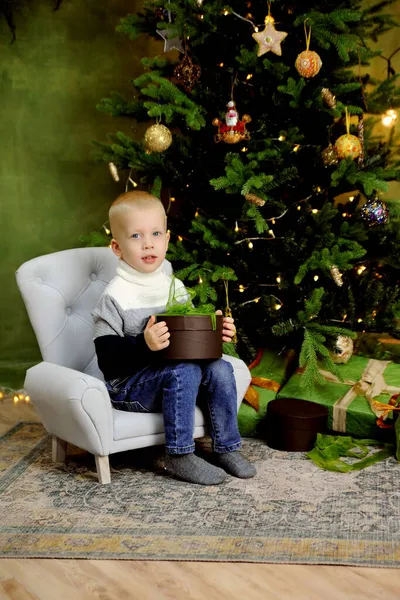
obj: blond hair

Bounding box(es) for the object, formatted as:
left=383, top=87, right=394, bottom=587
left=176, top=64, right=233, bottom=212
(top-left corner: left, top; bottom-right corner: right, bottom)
left=109, top=191, right=166, bottom=238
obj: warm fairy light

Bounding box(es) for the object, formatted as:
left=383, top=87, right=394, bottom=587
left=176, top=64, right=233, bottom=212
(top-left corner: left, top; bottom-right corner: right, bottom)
left=18, top=393, right=24, bottom=400
left=13, top=396, right=19, bottom=403
left=103, top=225, right=110, bottom=235
left=248, top=241, right=254, bottom=249
left=316, top=187, right=321, bottom=192
left=178, top=235, right=183, bottom=241
left=342, top=313, right=347, bottom=321
left=241, top=147, right=248, bottom=152
left=170, top=196, right=176, bottom=202
left=293, top=144, right=300, bottom=152
left=223, top=8, right=229, bottom=15
left=199, top=14, right=204, bottom=19
left=372, top=310, right=377, bottom=318
left=342, top=212, right=347, bottom=217
left=25, top=395, right=30, bottom=402
left=186, top=184, right=189, bottom=188
left=357, top=265, right=366, bottom=275
left=357, top=318, right=363, bottom=323
left=196, top=0, right=203, bottom=5
left=245, top=13, right=253, bottom=19
left=297, top=205, right=301, bottom=211
left=167, top=229, right=171, bottom=233
left=254, top=297, right=260, bottom=303
left=311, top=209, right=319, bottom=214
left=219, top=62, right=224, bottom=67
left=0, top=392, right=3, bottom=399
left=314, top=275, right=319, bottom=281
left=278, top=135, right=286, bottom=141
left=195, top=209, right=199, bottom=217
left=239, top=285, right=245, bottom=293
left=349, top=196, right=355, bottom=202
left=198, top=276, right=203, bottom=284
left=271, top=219, right=276, bottom=225
left=276, top=276, right=281, bottom=284
left=234, top=221, right=239, bottom=232
left=274, top=303, right=282, bottom=310
left=268, top=229, right=275, bottom=238
left=246, top=74, right=253, bottom=80
left=254, top=26, right=259, bottom=32
left=382, top=109, right=398, bottom=127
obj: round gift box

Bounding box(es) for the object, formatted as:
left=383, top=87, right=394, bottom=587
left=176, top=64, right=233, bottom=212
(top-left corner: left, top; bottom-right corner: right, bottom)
left=156, top=315, right=223, bottom=360
left=266, top=398, right=328, bottom=452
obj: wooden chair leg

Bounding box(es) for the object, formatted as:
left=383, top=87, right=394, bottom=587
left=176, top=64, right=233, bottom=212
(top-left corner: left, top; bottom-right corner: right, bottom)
left=95, top=455, right=111, bottom=484
left=52, top=436, right=67, bottom=463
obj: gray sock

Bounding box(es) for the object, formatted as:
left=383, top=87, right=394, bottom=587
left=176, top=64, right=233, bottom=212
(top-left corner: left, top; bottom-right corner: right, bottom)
left=165, top=453, right=227, bottom=485
left=214, top=451, right=257, bottom=479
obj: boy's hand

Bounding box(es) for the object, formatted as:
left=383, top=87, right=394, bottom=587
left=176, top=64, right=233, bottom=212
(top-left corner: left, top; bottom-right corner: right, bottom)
left=215, top=310, right=236, bottom=343
left=144, top=316, right=170, bottom=351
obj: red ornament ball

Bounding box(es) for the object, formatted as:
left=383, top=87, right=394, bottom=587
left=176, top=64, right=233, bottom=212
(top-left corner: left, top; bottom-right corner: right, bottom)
left=295, top=50, right=322, bottom=78
left=334, top=134, right=362, bottom=160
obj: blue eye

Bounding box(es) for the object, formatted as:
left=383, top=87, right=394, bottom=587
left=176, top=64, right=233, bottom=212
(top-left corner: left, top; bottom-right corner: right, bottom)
left=153, top=231, right=162, bottom=237
left=131, top=233, right=140, bottom=239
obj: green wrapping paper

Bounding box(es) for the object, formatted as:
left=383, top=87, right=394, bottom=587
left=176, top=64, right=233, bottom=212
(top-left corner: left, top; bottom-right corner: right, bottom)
left=279, top=356, right=400, bottom=439
left=238, top=349, right=294, bottom=437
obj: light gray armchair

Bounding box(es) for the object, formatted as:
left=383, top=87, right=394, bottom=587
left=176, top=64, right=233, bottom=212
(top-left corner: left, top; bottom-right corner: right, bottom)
left=16, top=247, right=251, bottom=484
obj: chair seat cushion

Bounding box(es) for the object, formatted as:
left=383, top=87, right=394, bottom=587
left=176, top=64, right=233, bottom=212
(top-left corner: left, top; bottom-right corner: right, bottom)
left=112, top=406, right=206, bottom=441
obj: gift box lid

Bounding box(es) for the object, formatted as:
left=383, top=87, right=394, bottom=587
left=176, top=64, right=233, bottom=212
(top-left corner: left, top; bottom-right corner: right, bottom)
left=267, top=398, right=329, bottom=430
left=156, top=315, right=222, bottom=332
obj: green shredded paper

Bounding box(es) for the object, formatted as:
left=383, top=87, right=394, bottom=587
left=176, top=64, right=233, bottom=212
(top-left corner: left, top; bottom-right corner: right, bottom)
left=307, top=433, right=394, bottom=472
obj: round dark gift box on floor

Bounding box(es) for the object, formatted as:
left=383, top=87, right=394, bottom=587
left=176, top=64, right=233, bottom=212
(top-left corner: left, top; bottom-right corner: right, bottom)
left=266, top=398, right=329, bottom=452
left=157, top=315, right=223, bottom=360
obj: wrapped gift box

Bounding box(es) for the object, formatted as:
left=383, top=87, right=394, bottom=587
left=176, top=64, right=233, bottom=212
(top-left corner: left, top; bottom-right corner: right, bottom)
left=278, top=355, right=400, bottom=439
left=238, top=349, right=295, bottom=437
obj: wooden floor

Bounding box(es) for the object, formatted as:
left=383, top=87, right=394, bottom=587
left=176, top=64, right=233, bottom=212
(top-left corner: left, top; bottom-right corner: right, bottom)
left=1, top=397, right=400, bottom=600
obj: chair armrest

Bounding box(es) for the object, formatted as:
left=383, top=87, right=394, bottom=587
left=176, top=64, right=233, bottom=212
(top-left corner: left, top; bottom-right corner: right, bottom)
left=25, top=362, right=113, bottom=456
left=222, top=354, right=251, bottom=410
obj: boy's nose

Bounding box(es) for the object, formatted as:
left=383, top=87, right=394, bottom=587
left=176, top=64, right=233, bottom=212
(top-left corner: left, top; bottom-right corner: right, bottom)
left=143, top=239, right=154, bottom=249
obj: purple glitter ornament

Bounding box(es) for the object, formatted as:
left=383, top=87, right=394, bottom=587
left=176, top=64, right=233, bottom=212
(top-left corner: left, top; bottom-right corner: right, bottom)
left=361, top=196, right=389, bottom=227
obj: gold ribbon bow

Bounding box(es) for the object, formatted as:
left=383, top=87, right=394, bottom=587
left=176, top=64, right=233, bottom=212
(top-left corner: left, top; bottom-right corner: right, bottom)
left=244, top=350, right=281, bottom=411
left=317, top=359, right=400, bottom=432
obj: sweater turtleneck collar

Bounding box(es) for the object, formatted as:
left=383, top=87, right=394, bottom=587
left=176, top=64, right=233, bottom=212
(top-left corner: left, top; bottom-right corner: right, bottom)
left=116, top=259, right=169, bottom=287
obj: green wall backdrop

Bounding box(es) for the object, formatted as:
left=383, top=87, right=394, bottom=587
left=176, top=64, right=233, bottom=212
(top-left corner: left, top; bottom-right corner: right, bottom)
left=0, top=0, right=149, bottom=388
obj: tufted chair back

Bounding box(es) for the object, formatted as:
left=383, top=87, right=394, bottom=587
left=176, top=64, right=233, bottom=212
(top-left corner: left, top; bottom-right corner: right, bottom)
left=16, top=247, right=119, bottom=380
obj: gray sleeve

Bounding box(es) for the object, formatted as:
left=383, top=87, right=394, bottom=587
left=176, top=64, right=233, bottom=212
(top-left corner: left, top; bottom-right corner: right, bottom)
left=92, top=293, right=124, bottom=338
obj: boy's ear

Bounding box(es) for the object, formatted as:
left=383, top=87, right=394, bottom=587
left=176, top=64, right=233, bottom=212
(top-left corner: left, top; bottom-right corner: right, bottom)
left=166, top=230, right=170, bottom=245
left=111, top=239, right=122, bottom=257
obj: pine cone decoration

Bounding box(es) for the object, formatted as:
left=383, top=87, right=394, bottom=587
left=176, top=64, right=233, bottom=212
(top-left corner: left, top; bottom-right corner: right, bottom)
left=108, top=162, right=119, bottom=182
left=330, top=265, right=343, bottom=287
left=245, top=193, right=266, bottom=207
left=321, top=87, right=337, bottom=109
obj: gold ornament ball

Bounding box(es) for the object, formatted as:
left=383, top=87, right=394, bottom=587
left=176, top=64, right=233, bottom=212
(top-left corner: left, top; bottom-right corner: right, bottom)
left=295, top=50, right=322, bottom=78
left=335, top=134, right=361, bottom=160
left=144, top=124, right=173, bottom=153
left=329, top=335, right=354, bottom=364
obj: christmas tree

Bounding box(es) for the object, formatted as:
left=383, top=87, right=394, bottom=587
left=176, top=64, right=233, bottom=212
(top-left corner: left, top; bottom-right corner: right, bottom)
left=92, top=0, right=400, bottom=389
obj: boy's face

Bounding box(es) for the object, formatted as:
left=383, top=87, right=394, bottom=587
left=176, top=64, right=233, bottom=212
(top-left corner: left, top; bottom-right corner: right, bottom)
left=111, top=205, right=170, bottom=273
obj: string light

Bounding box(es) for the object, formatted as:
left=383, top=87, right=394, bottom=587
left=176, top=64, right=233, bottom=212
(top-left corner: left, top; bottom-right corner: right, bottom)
left=293, top=144, right=300, bottom=152
left=372, top=310, right=377, bottom=318
left=268, top=229, right=275, bottom=238
left=314, top=275, right=319, bottom=281
left=246, top=73, right=253, bottom=80
left=254, top=26, right=259, bottom=32
left=178, top=235, right=183, bottom=242
left=342, top=212, right=347, bottom=217
left=239, top=285, right=245, bottom=293
left=311, top=208, right=319, bottom=214
left=198, top=276, right=203, bottom=284
left=223, top=8, right=229, bottom=15
left=0, top=392, right=3, bottom=399
left=195, top=209, right=199, bottom=217
left=234, top=221, right=239, bottom=232
left=241, top=147, right=248, bottom=152
left=382, top=109, right=398, bottom=127
left=219, top=62, right=224, bottom=67
left=342, top=313, right=347, bottom=321
left=248, top=241, right=254, bottom=249
left=316, top=186, right=322, bottom=192
left=357, top=318, right=363, bottom=323
left=297, top=205, right=301, bottom=211
left=357, top=265, right=366, bottom=275
left=349, top=196, right=355, bottom=202
left=170, top=196, right=176, bottom=202
left=199, top=14, right=204, bottom=19
left=103, top=225, right=111, bottom=235
left=254, top=297, right=260, bottom=303
left=276, top=276, right=281, bottom=284
left=274, top=303, right=283, bottom=310
left=278, top=135, right=286, bottom=141
left=271, top=219, right=276, bottom=225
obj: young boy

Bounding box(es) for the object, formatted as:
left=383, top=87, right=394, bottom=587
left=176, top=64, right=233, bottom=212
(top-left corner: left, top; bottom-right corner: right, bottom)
left=92, top=191, right=256, bottom=485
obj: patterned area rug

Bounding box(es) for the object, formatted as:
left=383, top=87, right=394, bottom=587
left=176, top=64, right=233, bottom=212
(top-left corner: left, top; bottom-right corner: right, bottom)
left=1, top=422, right=400, bottom=565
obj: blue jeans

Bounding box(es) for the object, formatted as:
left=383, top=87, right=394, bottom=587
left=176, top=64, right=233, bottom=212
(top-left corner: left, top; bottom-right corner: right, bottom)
left=106, top=359, right=242, bottom=455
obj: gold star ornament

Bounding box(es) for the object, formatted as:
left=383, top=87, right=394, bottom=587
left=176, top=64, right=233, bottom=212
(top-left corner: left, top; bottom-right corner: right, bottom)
left=252, top=16, right=288, bottom=57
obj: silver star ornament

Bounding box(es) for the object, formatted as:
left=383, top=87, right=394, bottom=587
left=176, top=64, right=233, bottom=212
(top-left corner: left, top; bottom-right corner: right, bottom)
left=157, top=28, right=184, bottom=53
